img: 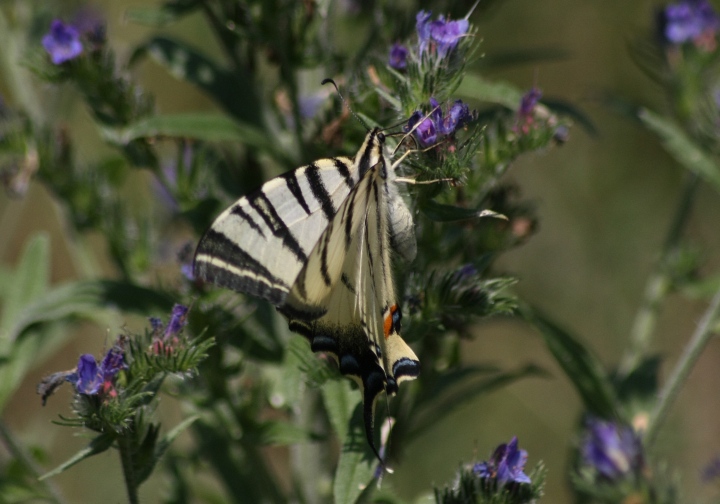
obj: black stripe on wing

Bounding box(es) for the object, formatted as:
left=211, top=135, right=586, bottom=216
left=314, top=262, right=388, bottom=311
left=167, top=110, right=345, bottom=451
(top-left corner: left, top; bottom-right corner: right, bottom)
left=305, top=163, right=336, bottom=221
left=247, top=192, right=308, bottom=263
left=280, top=170, right=312, bottom=216
left=194, top=229, right=289, bottom=305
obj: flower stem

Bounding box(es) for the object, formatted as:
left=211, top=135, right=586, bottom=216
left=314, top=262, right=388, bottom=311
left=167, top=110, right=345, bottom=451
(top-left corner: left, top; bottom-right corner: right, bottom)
left=645, top=287, right=720, bottom=446
left=117, top=434, right=139, bottom=504
left=0, top=420, right=66, bottom=504
left=618, top=173, right=700, bottom=378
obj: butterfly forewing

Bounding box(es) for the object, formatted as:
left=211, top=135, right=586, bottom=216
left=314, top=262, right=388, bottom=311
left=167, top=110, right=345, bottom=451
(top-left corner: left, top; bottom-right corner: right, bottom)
left=194, top=127, right=420, bottom=461
left=194, top=156, right=359, bottom=306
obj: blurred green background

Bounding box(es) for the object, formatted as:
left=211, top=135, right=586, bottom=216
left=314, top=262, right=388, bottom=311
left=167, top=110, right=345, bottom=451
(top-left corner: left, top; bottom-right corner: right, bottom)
left=2, top=0, right=720, bottom=502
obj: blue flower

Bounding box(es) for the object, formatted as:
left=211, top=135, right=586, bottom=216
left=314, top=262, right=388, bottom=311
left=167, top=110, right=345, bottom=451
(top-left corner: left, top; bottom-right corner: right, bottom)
left=416, top=10, right=469, bottom=57
left=406, top=98, right=472, bottom=146
left=165, top=304, right=189, bottom=339
left=415, top=115, right=438, bottom=146
left=42, top=20, right=83, bottom=65
left=67, top=347, right=126, bottom=396
left=416, top=10, right=433, bottom=54
left=518, top=87, right=542, bottom=117
left=389, top=43, right=409, bottom=69
left=659, top=0, right=720, bottom=45
left=473, top=436, right=532, bottom=486
left=430, top=16, right=469, bottom=57
left=582, top=418, right=643, bottom=480
left=439, top=99, right=471, bottom=135
left=702, top=455, right=720, bottom=483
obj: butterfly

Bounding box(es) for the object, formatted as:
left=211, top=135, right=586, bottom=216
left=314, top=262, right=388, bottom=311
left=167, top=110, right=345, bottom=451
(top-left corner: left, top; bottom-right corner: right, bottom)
left=193, top=123, right=421, bottom=462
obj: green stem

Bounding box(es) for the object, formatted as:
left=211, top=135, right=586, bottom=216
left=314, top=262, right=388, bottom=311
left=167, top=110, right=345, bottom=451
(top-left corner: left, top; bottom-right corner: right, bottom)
left=117, top=434, right=139, bottom=504
left=645, top=287, right=720, bottom=445
left=0, top=420, right=66, bottom=504
left=617, top=173, right=700, bottom=378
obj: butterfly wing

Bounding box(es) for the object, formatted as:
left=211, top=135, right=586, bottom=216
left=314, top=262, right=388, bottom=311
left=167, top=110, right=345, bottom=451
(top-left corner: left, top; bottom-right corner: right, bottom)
left=194, top=156, right=360, bottom=305
left=283, top=159, right=420, bottom=459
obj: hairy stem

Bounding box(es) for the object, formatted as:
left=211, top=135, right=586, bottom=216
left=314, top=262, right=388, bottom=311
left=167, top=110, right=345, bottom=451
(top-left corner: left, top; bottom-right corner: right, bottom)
left=117, top=434, right=139, bottom=504
left=0, top=420, right=66, bottom=504
left=645, top=287, right=720, bottom=445
left=618, top=173, right=700, bottom=378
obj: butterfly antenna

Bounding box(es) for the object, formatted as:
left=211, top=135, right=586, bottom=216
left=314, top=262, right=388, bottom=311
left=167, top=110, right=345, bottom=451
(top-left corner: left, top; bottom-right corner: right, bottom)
left=322, top=78, right=370, bottom=130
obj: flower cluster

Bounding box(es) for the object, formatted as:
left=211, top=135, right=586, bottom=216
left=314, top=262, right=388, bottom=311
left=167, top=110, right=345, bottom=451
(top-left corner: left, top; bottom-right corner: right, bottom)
left=658, top=0, right=720, bottom=48
left=388, top=10, right=469, bottom=69
left=581, top=418, right=644, bottom=480
left=473, top=436, right=532, bottom=486
left=405, top=97, right=472, bottom=146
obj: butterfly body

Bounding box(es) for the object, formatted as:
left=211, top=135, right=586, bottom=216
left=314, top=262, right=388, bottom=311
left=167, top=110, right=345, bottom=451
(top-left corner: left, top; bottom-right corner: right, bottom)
left=194, top=127, right=420, bottom=459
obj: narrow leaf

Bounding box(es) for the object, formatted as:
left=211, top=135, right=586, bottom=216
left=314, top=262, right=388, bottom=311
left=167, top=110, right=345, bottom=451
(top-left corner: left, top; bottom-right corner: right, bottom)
left=0, top=233, right=50, bottom=350
left=131, top=36, right=260, bottom=124
left=522, top=306, right=618, bottom=417
left=39, top=433, right=115, bottom=480
left=103, top=113, right=270, bottom=148
left=333, top=404, right=377, bottom=504
left=457, top=74, right=523, bottom=109
left=639, top=108, right=720, bottom=193
left=420, top=198, right=507, bottom=222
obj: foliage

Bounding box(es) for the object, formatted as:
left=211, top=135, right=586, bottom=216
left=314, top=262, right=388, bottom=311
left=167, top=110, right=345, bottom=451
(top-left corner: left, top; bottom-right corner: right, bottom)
left=1, top=0, right=720, bottom=503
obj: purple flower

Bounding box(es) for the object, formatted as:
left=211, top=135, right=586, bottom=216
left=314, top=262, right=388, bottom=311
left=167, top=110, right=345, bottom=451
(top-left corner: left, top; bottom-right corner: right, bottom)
left=149, top=317, right=164, bottom=334
left=659, top=0, right=720, bottom=45
left=518, top=87, right=543, bottom=117
left=165, top=304, right=189, bottom=339
left=416, top=10, right=433, bottom=54
left=702, top=455, right=720, bottom=483
left=416, top=10, right=469, bottom=57
left=582, top=418, right=643, bottom=480
left=42, top=20, right=83, bottom=65
left=67, top=347, right=126, bottom=396
left=439, top=99, right=471, bottom=135
left=473, top=436, right=532, bottom=486
left=389, top=43, right=409, bottom=69
left=430, top=16, right=469, bottom=57
left=415, top=116, right=438, bottom=146
left=405, top=98, right=472, bottom=146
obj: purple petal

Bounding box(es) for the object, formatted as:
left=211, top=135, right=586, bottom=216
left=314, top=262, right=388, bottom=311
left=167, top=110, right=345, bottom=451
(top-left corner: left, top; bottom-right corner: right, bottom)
left=389, top=43, right=409, bottom=69
left=416, top=10, right=433, bottom=53
left=75, top=354, right=101, bottom=394
left=165, top=304, right=189, bottom=339
left=42, top=20, right=83, bottom=65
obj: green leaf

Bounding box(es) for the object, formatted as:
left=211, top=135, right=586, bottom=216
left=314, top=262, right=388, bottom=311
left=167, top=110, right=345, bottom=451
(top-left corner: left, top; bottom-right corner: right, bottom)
left=639, top=108, right=720, bottom=193
left=457, top=74, right=524, bottom=109
left=408, top=364, right=547, bottom=439
left=80, top=280, right=175, bottom=315
left=522, top=306, right=618, bottom=417
left=0, top=233, right=50, bottom=352
left=103, top=113, right=272, bottom=148
left=333, top=403, right=377, bottom=504
left=124, top=1, right=201, bottom=26
left=136, top=415, right=199, bottom=485
left=419, top=198, right=508, bottom=222
left=39, top=433, right=115, bottom=480
left=253, top=419, right=322, bottom=446
left=130, top=36, right=260, bottom=125
left=321, top=378, right=357, bottom=443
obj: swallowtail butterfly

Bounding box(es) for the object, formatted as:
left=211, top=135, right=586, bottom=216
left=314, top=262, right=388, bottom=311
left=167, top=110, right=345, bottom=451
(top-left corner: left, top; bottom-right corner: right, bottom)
left=194, top=120, right=421, bottom=461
